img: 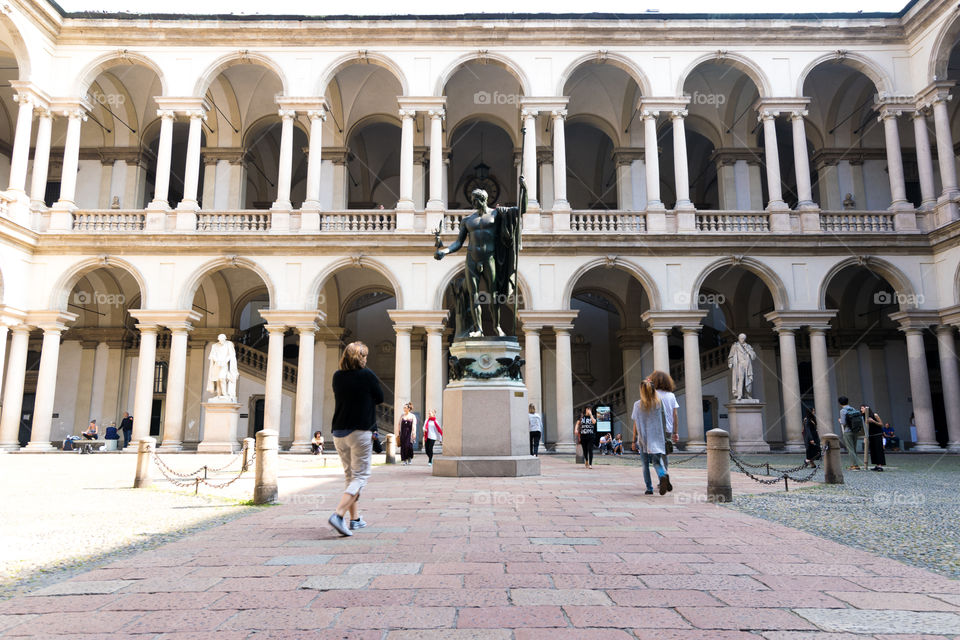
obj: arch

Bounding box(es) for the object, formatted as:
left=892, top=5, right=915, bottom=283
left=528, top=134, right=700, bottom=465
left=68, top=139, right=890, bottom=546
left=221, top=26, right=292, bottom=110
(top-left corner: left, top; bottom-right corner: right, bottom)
left=178, top=257, right=277, bottom=310
left=344, top=112, right=403, bottom=145
left=818, top=257, right=915, bottom=311
left=340, top=285, right=397, bottom=323
left=317, top=51, right=409, bottom=96
left=564, top=114, right=620, bottom=151
left=691, top=257, right=789, bottom=311
left=308, top=257, right=405, bottom=312
left=0, top=13, right=31, bottom=80
left=193, top=51, right=289, bottom=97
left=48, top=257, right=148, bottom=312
left=797, top=52, right=891, bottom=97
left=570, top=285, right=629, bottom=323
left=433, top=262, right=533, bottom=311
left=677, top=52, right=772, bottom=99
left=74, top=50, right=168, bottom=97
left=929, top=14, right=960, bottom=82
left=556, top=52, right=652, bottom=97
left=560, top=258, right=661, bottom=312
left=447, top=113, right=519, bottom=147
left=435, top=52, right=531, bottom=97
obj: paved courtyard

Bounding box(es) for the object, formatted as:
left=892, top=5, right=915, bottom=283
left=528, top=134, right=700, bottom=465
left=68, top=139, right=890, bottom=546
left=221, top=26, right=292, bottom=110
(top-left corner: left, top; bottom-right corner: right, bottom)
left=0, top=452, right=959, bottom=638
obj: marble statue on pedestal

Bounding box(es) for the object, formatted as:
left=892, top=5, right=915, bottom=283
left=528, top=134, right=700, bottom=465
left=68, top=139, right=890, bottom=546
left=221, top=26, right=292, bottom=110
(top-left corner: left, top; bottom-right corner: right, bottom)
left=728, top=333, right=757, bottom=401
left=206, top=333, right=238, bottom=402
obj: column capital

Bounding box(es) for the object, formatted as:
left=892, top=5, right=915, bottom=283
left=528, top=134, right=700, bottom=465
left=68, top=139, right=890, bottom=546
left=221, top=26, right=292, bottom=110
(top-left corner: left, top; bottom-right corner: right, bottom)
left=307, top=109, right=327, bottom=121
left=50, top=98, right=92, bottom=121
left=639, top=97, right=689, bottom=114
left=9, top=80, right=51, bottom=110
left=642, top=310, right=707, bottom=330
left=428, top=108, right=445, bottom=120
left=259, top=309, right=327, bottom=328
left=397, top=96, right=446, bottom=113
left=670, top=108, right=688, bottom=120
left=553, top=324, right=575, bottom=334
left=0, top=305, right=28, bottom=328
left=276, top=96, right=328, bottom=114
left=128, top=309, right=202, bottom=329
left=612, top=147, right=644, bottom=166
left=157, top=109, right=176, bottom=121
left=551, top=108, right=568, bottom=120
left=154, top=96, right=210, bottom=116
left=520, top=108, right=539, bottom=119
left=916, top=80, right=955, bottom=109
left=616, top=327, right=650, bottom=349
left=398, top=108, right=417, bottom=119
left=277, top=109, right=297, bottom=120
left=764, top=310, right=837, bottom=331
left=753, top=97, right=810, bottom=118
left=940, top=304, right=960, bottom=327
left=135, top=323, right=160, bottom=334
left=517, top=310, right=579, bottom=330
left=387, top=309, right=449, bottom=330
left=25, top=310, right=77, bottom=332
left=790, top=109, right=809, bottom=120
left=889, top=310, right=940, bottom=332
left=519, top=97, right=568, bottom=113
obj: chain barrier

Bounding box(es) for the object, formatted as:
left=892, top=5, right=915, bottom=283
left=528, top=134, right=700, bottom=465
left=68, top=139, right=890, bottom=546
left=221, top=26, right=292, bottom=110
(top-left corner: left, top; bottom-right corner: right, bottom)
left=152, top=442, right=251, bottom=494
left=666, top=450, right=706, bottom=466
left=728, top=451, right=821, bottom=491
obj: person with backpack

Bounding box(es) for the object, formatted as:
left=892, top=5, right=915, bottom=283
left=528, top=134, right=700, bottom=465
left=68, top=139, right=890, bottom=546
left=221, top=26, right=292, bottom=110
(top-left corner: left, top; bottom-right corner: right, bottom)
left=838, top=396, right=864, bottom=470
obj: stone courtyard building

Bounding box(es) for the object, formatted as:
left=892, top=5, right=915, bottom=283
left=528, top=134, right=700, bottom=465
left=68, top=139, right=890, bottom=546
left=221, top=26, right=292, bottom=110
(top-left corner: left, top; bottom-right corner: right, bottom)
left=0, top=0, right=959, bottom=455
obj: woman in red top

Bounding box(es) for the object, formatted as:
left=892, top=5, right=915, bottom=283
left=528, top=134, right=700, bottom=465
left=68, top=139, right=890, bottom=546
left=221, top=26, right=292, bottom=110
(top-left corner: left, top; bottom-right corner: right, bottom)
left=423, top=409, right=443, bottom=466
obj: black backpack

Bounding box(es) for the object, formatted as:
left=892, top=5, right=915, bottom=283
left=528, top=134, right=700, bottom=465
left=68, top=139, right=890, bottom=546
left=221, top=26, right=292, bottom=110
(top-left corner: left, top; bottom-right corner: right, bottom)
left=845, top=411, right=865, bottom=434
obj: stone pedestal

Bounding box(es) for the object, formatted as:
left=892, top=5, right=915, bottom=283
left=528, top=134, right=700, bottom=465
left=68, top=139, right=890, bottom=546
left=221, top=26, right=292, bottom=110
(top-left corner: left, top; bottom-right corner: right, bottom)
left=198, top=401, right=241, bottom=453
left=726, top=401, right=769, bottom=453
left=433, top=338, right=540, bottom=477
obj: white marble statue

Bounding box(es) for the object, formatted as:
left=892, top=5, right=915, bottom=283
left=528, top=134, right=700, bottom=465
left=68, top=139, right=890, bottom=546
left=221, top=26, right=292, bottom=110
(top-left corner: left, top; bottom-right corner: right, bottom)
left=727, top=333, right=757, bottom=401
left=206, top=334, right=239, bottom=402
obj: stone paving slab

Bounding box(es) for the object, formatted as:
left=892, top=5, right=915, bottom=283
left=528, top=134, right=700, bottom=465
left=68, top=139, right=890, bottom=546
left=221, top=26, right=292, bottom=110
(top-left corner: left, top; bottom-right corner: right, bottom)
left=0, top=456, right=958, bottom=638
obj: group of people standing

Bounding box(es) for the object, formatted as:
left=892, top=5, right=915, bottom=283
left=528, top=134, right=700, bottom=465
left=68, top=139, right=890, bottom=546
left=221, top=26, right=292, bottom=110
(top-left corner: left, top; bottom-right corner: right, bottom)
left=801, top=398, right=888, bottom=472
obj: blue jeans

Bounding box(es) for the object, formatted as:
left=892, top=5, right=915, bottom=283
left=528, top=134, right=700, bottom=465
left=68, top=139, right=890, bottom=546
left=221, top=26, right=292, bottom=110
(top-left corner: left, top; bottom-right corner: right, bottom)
left=642, top=453, right=669, bottom=491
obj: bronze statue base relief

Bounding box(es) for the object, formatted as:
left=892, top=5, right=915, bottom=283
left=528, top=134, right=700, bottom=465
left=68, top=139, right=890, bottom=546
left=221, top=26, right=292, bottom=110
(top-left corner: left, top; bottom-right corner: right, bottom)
left=433, top=337, right=540, bottom=478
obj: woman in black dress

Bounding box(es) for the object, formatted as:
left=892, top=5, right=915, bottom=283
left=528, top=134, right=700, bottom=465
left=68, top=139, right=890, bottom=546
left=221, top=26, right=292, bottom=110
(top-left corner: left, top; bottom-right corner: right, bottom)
left=575, top=407, right=598, bottom=469
left=862, top=403, right=886, bottom=471
left=802, top=407, right=821, bottom=468
left=398, top=402, right=417, bottom=465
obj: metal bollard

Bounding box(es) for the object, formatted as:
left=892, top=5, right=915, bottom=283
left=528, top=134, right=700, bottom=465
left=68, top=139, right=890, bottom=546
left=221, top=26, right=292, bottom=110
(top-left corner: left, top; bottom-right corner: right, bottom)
left=821, top=433, right=844, bottom=485
left=133, top=437, right=156, bottom=488
left=706, top=428, right=732, bottom=503
left=242, top=437, right=255, bottom=472
left=253, top=429, right=279, bottom=504
left=385, top=433, right=396, bottom=464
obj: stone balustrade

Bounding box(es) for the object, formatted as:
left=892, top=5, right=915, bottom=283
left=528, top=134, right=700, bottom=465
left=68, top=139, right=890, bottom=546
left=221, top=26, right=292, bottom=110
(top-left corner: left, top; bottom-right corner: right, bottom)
left=695, top=211, right=770, bottom=232
left=820, top=211, right=896, bottom=233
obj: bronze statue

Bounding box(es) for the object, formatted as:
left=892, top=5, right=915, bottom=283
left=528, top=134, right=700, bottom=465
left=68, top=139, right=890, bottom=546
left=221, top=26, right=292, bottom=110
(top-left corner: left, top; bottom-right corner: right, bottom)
left=436, top=176, right=526, bottom=338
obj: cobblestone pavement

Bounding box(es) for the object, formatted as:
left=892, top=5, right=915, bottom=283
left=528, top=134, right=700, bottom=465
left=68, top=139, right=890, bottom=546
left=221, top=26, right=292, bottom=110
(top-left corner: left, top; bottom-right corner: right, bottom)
left=0, top=452, right=958, bottom=638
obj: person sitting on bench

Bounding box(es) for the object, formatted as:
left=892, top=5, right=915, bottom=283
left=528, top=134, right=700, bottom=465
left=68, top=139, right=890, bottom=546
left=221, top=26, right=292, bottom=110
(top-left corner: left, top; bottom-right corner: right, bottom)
left=82, top=420, right=98, bottom=440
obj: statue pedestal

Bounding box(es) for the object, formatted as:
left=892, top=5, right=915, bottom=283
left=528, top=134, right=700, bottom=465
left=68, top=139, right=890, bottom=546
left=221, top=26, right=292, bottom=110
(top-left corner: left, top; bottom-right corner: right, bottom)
left=198, top=401, right=241, bottom=453
left=433, top=338, right=540, bottom=477
left=726, top=401, right=769, bottom=453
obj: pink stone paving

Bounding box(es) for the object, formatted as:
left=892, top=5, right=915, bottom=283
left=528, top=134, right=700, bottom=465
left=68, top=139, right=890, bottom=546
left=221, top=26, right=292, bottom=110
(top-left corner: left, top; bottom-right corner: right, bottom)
left=1, top=456, right=957, bottom=638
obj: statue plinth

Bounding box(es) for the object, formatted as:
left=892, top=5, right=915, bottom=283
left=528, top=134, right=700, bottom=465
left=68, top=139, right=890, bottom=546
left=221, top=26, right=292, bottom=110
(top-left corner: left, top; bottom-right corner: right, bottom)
left=725, top=401, right=769, bottom=453
left=433, top=337, right=540, bottom=478
left=198, top=402, right=241, bottom=453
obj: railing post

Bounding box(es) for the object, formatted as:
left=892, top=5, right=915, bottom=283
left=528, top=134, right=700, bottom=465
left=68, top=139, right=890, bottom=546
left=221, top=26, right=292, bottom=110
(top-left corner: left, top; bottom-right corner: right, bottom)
left=133, top=437, right=156, bottom=488
left=242, top=437, right=255, bottom=472
left=822, top=433, right=844, bottom=485
left=706, top=428, right=732, bottom=503
left=385, top=433, right=396, bottom=464
left=253, top=429, right=279, bottom=504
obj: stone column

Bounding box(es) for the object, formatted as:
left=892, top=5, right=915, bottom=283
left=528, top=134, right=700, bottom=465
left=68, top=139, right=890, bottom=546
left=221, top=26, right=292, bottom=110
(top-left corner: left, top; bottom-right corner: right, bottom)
left=671, top=109, right=693, bottom=211
left=52, top=109, right=86, bottom=211
left=176, top=111, right=205, bottom=212
left=522, top=109, right=540, bottom=211
left=760, top=110, right=788, bottom=211
left=880, top=110, right=911, bottom=211
left=131, top=324, right=158, bottom=447
left=263, top=324, right=287, bottom=433
left=396, top=109, right=416, bottom=212
left=426, top=109, right=445, bottom=211
left=7, top=92, right=34, bottom=195
left=302, top=110, right=326, bottom=216
left=290, top=322, right=317, bottom=453
left=774, top=325, right=804, bottom=450
left=791, top=110, right=817, bottom=210
left=0, top=324, right=7, bottom=404
left=25, top=318, right=73, bottom=451
left=889, top=312, right=938, bottom=450
left=642, top=111, right=664, bottom=211
left=651, top=329, right=670, bottom=373
left=159, top=322, right=193, bottom=451
left=808, top=326, right=834, bottom=435
left=523, top=325, right=542, bottom=413
left=393, top=325, right=412, bottom=434
left=29, top=109, right=53, bottom=209
left=552, top=109, right=570, bottom=212
left=681, top=325, right=705, bottom=449
left=936, top=326, right=960, bottom=452
left=554, top=325, right=575, bottom=452
left=273, top=109, right=295, bottom=211
left=0, top=325, right=31, bottom=450
left=931, top=94, right=959, bottom=200
left=424, top=325, right=445, bottom=419
left=149, top=110, right=176, bottom=209
left=913, top=110, right=937, bottom=209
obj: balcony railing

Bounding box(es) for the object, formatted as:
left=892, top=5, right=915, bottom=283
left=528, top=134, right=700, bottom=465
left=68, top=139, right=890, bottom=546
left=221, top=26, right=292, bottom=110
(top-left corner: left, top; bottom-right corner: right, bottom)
left=320, top=210, right=396, bottom=232
left=74, top=211, right=146, bottom=232
left=571, top=211, right=646, bottom=232
left=820, top=211, right=896, bottom=233
left=695, top=211, right=770, bottom=232
left=197, top=212, right=271, bottom=232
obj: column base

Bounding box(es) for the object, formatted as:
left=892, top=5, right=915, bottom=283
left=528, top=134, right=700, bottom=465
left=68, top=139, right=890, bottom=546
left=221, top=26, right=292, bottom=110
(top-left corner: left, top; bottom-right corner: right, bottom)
left=23, top=441, right=55, bottom=452
left=674, top=199, right=695, bottom=211
left=795, top=201, right=819, bottom=212
left=919, top=199, right=938, bottom=212
left=683, top=440, right=706, bottom=452
left=946, top=443, right=960, bottom=453
left=551, top=442, right=577, bottom=454
left=888, top=200, right=915, bottom=212
left=551, top=199, right=571, bottom=212
left=910, top=442, right=945, bottom=452
left=395, top=200, right=415, bottom=212
left=526, top=200, right=541, bottom=214
left=433, top=455, right=540, bottom=477
left=146, top=199, right=170, bottom=211
left=176, top=199, right=199, bottom=211
left=781, top=444, right=807, bottom=454
left=766, top=200, right=790, bottom=212
left=0, top=443, right=21, bottom=452
left=645, top=200, right=666, bottom=211
left=271, top=200, right=292, bottom=211
left=157, top=441, right=184, bottom=452
left=288, top=441, right=313, bottom=454
left=425, top=200, right=445, bottom=212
